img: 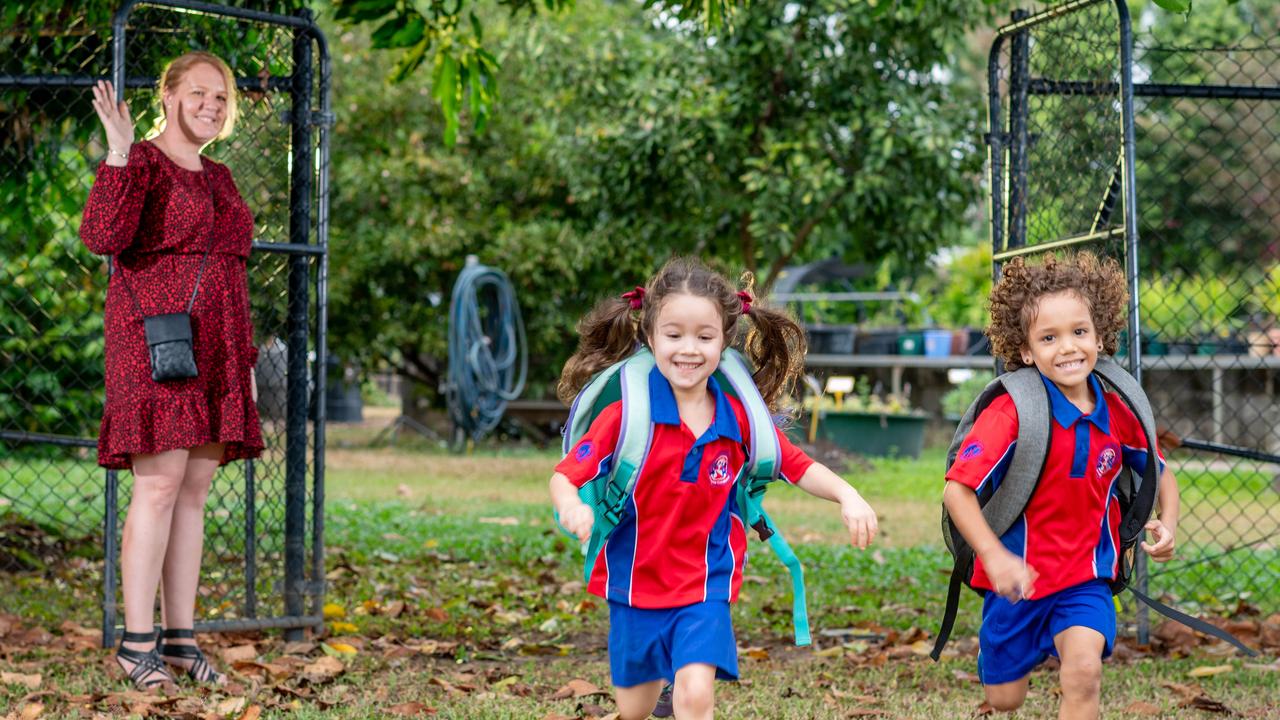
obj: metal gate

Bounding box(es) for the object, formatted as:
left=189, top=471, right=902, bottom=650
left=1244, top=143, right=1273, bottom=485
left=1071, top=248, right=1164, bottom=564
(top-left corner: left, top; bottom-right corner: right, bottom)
left=0, top=0, right=331, bottom=644
left=986, top=0, right=1280, bottom=640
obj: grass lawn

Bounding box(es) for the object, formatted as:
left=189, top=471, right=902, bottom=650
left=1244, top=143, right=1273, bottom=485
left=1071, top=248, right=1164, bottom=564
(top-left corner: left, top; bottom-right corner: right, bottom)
left=2, top=420, right=1278, bottom=718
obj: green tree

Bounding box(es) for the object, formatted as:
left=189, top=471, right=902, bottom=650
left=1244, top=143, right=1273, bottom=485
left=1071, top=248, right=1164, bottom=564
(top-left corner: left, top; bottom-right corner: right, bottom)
left=325, top=0, right=997, bottom=405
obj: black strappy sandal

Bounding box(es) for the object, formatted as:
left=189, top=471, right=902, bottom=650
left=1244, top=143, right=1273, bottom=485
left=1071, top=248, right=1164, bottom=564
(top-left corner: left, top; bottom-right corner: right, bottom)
left=115, top=629, right=175, bottom=691
left=158, top=628, right=226, bottom=685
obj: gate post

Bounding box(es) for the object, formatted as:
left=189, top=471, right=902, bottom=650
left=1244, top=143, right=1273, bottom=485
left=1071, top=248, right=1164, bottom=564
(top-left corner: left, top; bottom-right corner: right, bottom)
left=283, top=11, right=316, bottom=642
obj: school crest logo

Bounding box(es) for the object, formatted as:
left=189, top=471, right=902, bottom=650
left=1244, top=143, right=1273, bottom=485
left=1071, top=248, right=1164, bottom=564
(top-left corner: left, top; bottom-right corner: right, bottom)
left=961, top=441, right=984, bottom=460
left=575, top=441, right=594, bottom=462
left=707, top=452, right=733, bottom=486
left=1096, top=446, right=1118, bottom=476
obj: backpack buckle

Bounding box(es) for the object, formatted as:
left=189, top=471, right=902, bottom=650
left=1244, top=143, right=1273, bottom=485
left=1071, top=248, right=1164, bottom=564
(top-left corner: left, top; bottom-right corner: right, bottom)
left=752, top=518, right=774, bottom=541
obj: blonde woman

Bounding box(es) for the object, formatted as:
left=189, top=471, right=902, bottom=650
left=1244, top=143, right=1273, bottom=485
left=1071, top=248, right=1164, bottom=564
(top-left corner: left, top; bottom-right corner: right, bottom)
left=82, top=51, right=262, bottom=689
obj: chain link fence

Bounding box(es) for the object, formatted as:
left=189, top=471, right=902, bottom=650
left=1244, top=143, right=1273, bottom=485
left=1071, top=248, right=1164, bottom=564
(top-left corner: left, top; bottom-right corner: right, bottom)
left=0, top=0, right=331, bottom=643
left=986, top=0, right=1280, bottom=634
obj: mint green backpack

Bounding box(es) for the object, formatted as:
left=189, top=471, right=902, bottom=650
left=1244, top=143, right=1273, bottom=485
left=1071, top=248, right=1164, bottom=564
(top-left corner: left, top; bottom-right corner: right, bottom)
left=559, top=347, right=811, bottom=645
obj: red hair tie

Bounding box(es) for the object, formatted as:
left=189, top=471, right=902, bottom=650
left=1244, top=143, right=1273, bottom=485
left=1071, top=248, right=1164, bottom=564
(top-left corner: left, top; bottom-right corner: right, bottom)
left=737, top=290, right=753, bottom=315
left=621, top=286, right=646, bottom=310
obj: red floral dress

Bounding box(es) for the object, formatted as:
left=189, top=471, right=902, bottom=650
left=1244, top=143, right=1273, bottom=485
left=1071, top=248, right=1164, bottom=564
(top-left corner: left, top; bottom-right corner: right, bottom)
left=80, top=140, right=264, bottom=469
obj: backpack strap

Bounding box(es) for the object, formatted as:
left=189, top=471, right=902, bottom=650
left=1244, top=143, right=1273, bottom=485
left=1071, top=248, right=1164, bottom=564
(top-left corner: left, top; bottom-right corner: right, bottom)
left=560, top=350, right=656, bottom=584
left=1091, top=357, right=1160, bottom=551
left=718, top=349, right=809, bottom=646
left=932, top=367, right=1050, bottom=661
left=1092, top=359, right=1256, bottom=656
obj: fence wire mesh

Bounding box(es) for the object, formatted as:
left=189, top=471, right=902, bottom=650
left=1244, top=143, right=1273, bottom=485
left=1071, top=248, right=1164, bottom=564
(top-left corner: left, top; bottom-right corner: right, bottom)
left=0, top=1, right=327, bottom=638
left=989, top=0, right=1280, bottom=617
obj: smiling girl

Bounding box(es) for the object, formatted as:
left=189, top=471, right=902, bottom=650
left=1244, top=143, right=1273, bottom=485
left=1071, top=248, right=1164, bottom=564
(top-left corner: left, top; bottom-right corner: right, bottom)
left=550, top=257, right=877, bottom=720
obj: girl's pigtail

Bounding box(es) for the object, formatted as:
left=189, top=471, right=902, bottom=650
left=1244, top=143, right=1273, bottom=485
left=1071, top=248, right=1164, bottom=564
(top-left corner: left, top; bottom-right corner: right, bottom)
left=742, top=301, right=807, bottom=413
left=556, top=296, right=642, bottom=405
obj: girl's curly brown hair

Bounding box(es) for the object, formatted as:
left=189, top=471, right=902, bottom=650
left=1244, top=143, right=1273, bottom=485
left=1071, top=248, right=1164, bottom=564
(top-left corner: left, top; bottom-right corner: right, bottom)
left=987, top=252, right=1128, bottom=370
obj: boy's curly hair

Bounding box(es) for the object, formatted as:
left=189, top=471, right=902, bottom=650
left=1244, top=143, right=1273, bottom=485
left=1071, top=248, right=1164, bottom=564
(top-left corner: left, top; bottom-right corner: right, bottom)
left=987, top=252, right=1128, bottom=370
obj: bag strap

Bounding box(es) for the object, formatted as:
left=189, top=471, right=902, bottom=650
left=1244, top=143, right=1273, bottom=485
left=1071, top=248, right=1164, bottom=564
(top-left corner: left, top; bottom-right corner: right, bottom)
left=1091, top=357, right=1160, bottom=546
left=1127, top=584, right=1258, bottom=656
left=575, top=351, right=654, bottom=584
left=933, top=367, right=1050, bottom=661
left=929, top=559, right=970, bottom=660
left=116, top=157, right=218, bottom=318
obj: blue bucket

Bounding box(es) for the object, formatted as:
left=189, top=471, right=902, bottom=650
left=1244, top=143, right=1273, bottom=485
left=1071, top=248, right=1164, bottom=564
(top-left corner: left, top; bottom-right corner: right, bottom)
left=923, top=329, right=953, bottom=358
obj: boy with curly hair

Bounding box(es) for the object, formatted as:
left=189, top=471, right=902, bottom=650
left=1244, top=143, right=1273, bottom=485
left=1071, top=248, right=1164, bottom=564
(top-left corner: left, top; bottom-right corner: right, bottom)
left=943, top=252, right=1180, bottom=720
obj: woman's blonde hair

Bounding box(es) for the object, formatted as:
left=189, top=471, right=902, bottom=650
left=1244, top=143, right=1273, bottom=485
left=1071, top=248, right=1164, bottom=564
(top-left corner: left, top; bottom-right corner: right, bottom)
left=154, top=51, right=238, bottom=141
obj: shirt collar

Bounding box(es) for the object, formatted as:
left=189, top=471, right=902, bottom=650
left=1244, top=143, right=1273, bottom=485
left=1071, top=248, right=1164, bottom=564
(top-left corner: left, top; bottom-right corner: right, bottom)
left=648, top=365, right=743, bottom=443
left=1040, top=372, right=1110, bottom=434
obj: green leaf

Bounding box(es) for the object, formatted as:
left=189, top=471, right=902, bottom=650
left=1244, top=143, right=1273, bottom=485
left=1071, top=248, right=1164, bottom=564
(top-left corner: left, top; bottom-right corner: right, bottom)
left=371, top=13, right=427, bottom=50
left=334, top=0, right=399, bottom=24
left=1151, top=0, right=1192, bottom=11
left=388, top=36, right=431, bottom=84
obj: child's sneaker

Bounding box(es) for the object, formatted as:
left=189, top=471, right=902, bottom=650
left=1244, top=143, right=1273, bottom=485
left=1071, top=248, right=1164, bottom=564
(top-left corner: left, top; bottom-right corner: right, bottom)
left=652, top=682, right=674, bottom=718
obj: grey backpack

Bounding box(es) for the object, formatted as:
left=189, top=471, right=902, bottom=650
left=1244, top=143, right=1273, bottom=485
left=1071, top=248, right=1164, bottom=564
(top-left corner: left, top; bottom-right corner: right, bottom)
left=930, top=357, right=1254, bottom=659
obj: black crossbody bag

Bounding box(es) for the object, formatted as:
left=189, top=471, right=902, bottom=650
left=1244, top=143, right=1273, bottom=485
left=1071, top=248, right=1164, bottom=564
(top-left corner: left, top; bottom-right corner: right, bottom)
left=118, top=164, right=217, bottom=382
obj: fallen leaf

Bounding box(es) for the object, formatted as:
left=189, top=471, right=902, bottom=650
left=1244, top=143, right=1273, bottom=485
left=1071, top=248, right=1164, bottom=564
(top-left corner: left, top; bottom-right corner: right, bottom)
left=302, top=655, right=345, bottom=682
left=217, top=697, right=248, bottom=715
left=1188, top=664, right=1233, bottom=678
left=384, top=601, right=406, bottom=618
left=222, top=644, right=258, bottom=663
left=425, top=607, right=448, bottom=622
left=330, top=621, right=360, bottom=634
left=952, top=670, right=980, bottom=683
left=396, top=483, right=413, bottom=497
left=540, top=715, right=576, bottom=720
left=238, top=705, right=263, bottom=720
left=1183, top=695, right=1235, bottom=713
left=19, top=703, right=44, bottom=720
left=0, top=672, right=41, bottom=690
left=387, top=702, right=436, bottom=716
left=742, top=646, right=770, bottom=661
left=1244, top=661, right=1280, bottom=672
left=323, top=603, right=346, bottom=619
left=283, top=641, right=317, bottom=655
left=1123, top=701, right=1162, bottom=715
left=323, top=642, right=359, bottom=657
left=550, top=678, right=606, bottom=699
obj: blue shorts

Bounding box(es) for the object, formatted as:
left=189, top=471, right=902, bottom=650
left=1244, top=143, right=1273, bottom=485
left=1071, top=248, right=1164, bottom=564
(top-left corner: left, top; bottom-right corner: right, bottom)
left=607, top=600, right=738, bottom=687
left=978, top=580, right=1116, bottom=686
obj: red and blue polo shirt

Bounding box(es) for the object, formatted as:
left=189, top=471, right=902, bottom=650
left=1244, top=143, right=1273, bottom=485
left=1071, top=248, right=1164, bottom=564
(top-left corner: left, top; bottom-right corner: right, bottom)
left=945, top=373, right=1165, bottom=598
left=555, top=366, right=815, bottom=609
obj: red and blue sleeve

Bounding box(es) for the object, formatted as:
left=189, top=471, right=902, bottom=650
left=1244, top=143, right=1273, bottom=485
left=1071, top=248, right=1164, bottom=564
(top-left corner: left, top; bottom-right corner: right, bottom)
left=554, top=401, right=623, bottom=489
left=945, top=396, right=1020, bottom=496
left=776, top=425, right=815, bottom=485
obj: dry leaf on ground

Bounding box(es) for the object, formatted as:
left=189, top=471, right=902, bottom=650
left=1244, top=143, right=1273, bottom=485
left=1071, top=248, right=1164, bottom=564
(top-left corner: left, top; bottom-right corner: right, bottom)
left=1123, top=701, right=1162, bottom=715
left=387, top=702, right=437, bottom=716
left=550, top=678, right=607, bottom=700
left=222, top=644, right=258, bottom=663
left=0, top=672, right=41, bottom=690
left=302, top=655, right=346, bottom=682
left=1188, top=664, right=1233, bottom=678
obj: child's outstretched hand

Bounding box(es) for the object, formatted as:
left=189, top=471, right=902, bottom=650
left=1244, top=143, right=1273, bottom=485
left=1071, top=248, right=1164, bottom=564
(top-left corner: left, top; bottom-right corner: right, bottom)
left=839, top=492, right=878, bottom=549
left=558, top=500, right=595, bottom=544
left=1141, top=518, right=1176, bottom=562
left=981, top=547, right=1038, bottom=602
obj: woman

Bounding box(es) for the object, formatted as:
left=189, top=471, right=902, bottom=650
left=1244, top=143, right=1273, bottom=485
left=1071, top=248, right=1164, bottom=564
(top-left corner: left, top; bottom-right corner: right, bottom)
left=82, top=51, right=263, bottom=689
